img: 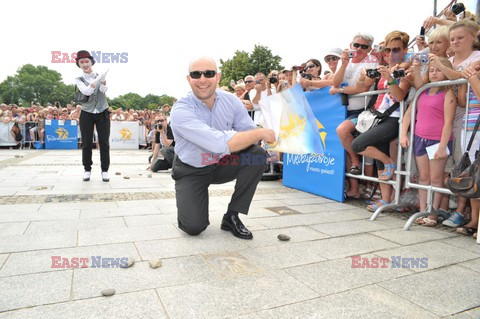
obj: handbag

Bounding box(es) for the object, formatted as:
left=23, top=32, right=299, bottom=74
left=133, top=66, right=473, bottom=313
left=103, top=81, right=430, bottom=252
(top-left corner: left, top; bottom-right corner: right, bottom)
left=445, top=115, right=480, bottom=198
left=356, top=79, right=381, bottom=133
left=74, top=77, right=91, bottom=104
left=355, top=80, right=407, bottom=133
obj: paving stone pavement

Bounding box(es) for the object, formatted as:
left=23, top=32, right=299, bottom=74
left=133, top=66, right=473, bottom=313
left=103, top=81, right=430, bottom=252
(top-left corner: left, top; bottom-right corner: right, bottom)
left=0, top=149, right=479, bottom=319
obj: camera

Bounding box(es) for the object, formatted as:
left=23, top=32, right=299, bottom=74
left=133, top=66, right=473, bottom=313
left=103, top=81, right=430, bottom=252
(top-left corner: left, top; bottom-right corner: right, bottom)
left=347, top=50, right=355, bottom=59
left=155, top=123, right=163, bottom=130
left=366, top=69, right=381, bottom=79
left=392, top=69, right=405, bottom=78
left=301, top=73, right=313, bottom=80
left=255, top=79, right=261, bottom=84
left=269, top=77, right=278, bottom=84
left=452, top=2, right=465, bottom=15
left=292, top=65, right=304, bottom=72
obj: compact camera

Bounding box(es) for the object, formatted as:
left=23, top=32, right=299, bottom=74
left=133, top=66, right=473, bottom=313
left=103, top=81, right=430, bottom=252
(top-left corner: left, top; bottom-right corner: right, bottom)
left=301, top=73, right=313, bottom=80
left=292, top=65, right=304, bottom=72
left=347, top=50, right=355, bottom=59
left=392, top=69, right=405, bottom=78
left=255, top=79, right=261, bottom=84
left=366, top=69, right=381, bottom=79
left=452, top=2, right=465, bottom=15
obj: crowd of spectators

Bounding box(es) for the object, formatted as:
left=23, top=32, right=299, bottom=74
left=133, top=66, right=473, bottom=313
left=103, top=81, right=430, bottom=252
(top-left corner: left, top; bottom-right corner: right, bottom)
left=219, top=4, right=480, bottom=239
left=0, top=102, right=172, bottom=149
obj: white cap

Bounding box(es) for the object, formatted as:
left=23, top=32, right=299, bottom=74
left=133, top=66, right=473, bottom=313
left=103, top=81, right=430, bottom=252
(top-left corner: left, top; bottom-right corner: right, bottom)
left=324, top=48, right=343, bottom=61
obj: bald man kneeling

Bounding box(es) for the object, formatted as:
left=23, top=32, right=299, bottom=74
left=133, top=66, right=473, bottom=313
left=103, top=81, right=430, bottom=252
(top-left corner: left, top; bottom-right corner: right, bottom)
left=170, top=56, right=276, bottom=239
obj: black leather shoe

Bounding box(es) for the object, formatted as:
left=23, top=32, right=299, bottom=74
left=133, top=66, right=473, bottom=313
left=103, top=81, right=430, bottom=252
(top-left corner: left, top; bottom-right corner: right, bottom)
left=221, top=213, right=253, bottom=239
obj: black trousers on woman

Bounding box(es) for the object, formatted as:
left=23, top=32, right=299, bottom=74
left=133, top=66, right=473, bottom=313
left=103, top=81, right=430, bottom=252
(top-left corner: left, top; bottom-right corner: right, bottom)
left=80, top=110, right=110, bottom=172
left=351, top=117, right=399, bottom=170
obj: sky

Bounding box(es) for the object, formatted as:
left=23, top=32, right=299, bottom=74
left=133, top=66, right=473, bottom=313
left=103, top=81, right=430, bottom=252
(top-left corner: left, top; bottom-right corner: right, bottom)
left=1, top=0, right=477, bottom=101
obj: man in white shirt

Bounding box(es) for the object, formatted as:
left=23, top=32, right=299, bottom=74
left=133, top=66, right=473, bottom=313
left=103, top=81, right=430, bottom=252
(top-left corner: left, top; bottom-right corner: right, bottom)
left=248, top=72, right=275, bottom=126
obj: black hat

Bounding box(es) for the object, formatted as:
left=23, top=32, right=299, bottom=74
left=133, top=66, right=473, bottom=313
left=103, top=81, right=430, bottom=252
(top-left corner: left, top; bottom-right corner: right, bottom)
left=75, top=50, right=95, bottom=67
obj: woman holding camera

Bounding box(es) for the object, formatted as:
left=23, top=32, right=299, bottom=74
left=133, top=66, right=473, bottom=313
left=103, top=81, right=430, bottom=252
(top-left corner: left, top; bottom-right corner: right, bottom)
left=351, top=31, right=412, bottom=211
left=293, top=59, right=323, bottom=91
left=75, top=50, right=110, bottom=182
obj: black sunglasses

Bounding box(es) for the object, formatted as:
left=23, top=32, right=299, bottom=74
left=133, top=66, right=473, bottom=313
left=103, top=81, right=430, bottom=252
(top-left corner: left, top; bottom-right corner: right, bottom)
left=383, top=47, right=402, bottom=53
left=352, top=43, right=370, bottom=50
left=325, top=56, right=340, bottom=63
left=244, top=80, right=254, bottom=83
left=189, top=70, right=216, bottom=79
left=306, top=64, right=317, bottom=69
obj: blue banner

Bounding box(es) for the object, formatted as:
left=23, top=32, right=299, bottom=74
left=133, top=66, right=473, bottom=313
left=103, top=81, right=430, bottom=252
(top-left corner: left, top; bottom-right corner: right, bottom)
left=45, top=120, right=78, bottom=149
left=283, top=87, right=346, bottom=202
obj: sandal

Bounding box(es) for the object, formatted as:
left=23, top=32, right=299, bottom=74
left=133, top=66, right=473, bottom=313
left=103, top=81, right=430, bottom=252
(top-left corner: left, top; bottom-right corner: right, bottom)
left=362, top=186, right=375, bottom=199
left=349, top=165, right=361, bottom=175
left=378, top=163, right=396, bottom=181
left=367, top=199, right=390, bottom=212
left=422, top=217, right=437, bottom=227
left=414, top=217, right=426, bottom=225
left=344, top=192, right=360, bottom=200
left=456, top=226, right=477, bottom=236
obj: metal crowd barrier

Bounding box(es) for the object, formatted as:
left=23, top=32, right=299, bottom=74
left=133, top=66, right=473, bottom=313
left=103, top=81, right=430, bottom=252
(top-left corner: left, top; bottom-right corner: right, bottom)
left=402, top=78, right=470, bottom=230
left=347, top=79, right=471, bottom=231
left=344, top=89, right=416, bottom=221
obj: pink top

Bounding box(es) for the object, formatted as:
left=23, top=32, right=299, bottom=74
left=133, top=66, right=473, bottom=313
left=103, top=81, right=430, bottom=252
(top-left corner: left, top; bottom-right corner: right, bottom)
left=415, top=89, right=452, bottom=140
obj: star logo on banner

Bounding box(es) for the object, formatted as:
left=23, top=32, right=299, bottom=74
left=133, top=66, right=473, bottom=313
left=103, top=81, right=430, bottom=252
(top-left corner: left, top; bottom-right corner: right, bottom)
left=55, top=127, right=69, bottom=140
left=119, top=128, right=132, bottom=140
left=279, top=113, right=306, bottom=140
left=316, top=119, right=327, bottom=150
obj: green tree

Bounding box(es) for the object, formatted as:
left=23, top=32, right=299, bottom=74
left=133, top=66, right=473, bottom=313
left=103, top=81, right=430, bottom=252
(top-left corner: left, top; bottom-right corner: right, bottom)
left=0, top=64, right=75, bottom=105
left=219, top=45, right=284, bottom=87
left=108, top=93, right=176, bottom=110
left=250, top=45, right=283, bottom=77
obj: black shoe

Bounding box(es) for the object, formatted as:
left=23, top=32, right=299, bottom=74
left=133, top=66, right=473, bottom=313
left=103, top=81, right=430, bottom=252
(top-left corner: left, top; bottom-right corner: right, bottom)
left=220, top=213, right=253, bottom=239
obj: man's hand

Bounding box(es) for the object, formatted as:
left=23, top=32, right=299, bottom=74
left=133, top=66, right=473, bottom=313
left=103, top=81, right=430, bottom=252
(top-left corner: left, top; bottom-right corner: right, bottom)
left=262, top=128, right=276, bottom=144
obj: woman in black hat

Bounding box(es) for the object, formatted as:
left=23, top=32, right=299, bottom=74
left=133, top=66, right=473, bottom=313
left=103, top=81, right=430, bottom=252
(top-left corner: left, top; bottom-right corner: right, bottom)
left=75, top=50, right=110, bottom=182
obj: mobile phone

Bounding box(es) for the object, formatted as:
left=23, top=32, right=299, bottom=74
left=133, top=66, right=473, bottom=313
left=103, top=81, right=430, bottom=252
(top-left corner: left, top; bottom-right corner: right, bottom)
left=419, top=26, right=425, bottom=39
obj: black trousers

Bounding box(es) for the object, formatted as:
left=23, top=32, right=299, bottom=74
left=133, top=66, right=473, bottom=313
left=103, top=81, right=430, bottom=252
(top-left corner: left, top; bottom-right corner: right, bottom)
left=351, top=117, right=399, bottom=170
left=80, top=110, right=110, bottom=172
left=171, top=145, right=267, bottom=235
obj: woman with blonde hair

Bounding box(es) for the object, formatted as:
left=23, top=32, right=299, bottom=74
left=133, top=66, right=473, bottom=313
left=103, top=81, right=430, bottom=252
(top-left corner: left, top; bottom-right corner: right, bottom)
left=351, top=30, right=412, bottom=211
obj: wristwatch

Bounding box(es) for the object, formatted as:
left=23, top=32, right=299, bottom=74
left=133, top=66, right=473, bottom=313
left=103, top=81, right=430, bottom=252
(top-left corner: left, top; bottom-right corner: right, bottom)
left=340, top=87, right=345, bottom=94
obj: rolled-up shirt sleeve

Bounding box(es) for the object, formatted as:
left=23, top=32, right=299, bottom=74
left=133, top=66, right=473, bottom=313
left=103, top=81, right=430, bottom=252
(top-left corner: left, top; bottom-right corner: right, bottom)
left=75, top=78, right=94, bottom=96
left=171, top=104, right=237, bottom=155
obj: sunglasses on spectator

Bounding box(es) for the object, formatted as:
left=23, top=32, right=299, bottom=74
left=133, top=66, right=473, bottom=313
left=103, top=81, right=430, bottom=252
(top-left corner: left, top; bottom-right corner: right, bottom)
left=352, top=43, right=370, bottom=50
left=325, top=56, right=340, bottom=63
left=306, top=64, right=317, bottom=69
left=383, top=47, right=402, bottom=53
left=244, top=80, right=254, bottom=83
left=189, top=70, right=216, bottom=79
left=156, top=119, right=165, bottom=122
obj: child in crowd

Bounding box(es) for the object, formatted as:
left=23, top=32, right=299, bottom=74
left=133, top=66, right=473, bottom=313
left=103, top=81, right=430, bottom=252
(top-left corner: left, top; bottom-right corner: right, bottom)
left=401, top=57, right=456, bottom=226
